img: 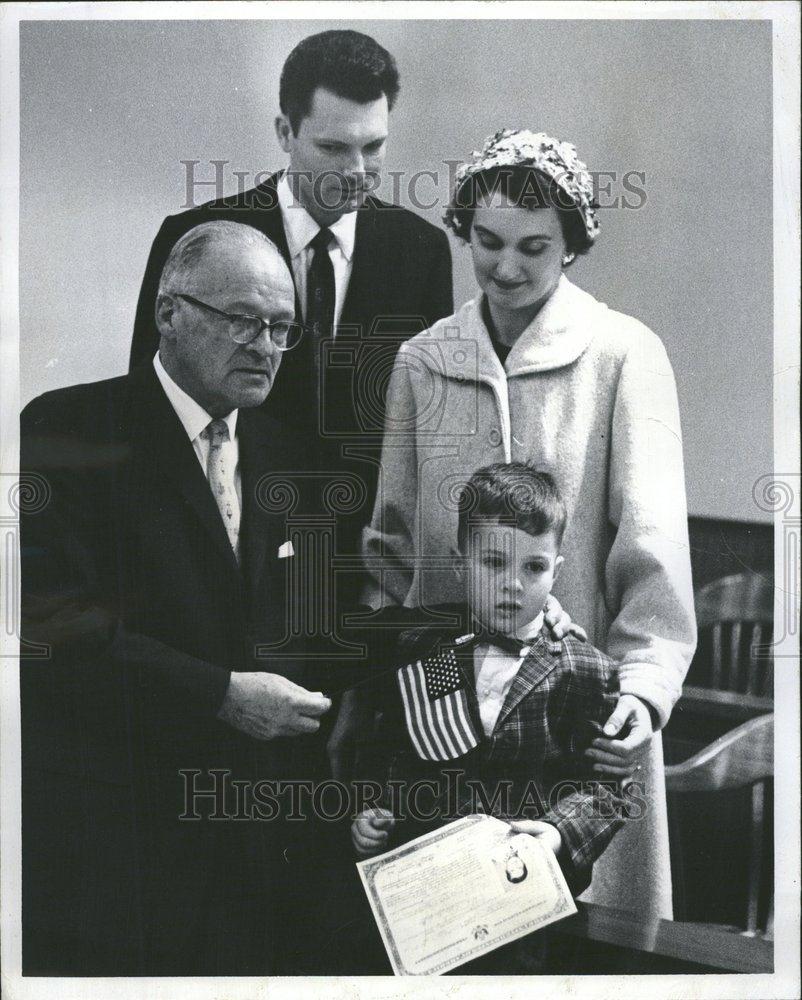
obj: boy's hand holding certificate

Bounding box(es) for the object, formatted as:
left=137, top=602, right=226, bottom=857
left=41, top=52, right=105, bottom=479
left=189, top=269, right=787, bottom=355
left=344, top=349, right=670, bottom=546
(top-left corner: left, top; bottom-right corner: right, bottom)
left=357, top=813, right=576, bottom=976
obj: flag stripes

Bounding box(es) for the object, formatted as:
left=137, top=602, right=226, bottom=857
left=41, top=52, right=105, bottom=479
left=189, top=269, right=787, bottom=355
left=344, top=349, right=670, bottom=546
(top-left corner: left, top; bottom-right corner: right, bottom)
left=397, top=650, right=480, bottom=761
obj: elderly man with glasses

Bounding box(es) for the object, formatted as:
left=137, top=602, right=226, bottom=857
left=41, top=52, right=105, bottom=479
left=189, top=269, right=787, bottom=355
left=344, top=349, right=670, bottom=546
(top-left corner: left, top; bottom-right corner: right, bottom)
left=20, top=221, right=334, bottom=976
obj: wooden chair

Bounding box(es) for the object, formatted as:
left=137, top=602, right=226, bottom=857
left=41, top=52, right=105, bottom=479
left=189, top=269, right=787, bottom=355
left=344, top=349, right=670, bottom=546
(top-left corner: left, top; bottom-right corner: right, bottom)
left=665, top=713, right=774, bottom=937
left=692, top=572, right=774, bottom=696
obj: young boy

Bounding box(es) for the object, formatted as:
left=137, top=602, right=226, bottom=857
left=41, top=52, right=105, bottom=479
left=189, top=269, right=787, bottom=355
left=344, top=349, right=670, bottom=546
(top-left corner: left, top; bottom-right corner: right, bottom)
left=351, top=463, right=629, bottom=933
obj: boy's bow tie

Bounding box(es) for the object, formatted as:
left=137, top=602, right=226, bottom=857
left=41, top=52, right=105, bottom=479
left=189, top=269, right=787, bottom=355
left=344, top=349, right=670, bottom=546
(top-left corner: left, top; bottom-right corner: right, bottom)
left=460, top=629, right=532, bottom=658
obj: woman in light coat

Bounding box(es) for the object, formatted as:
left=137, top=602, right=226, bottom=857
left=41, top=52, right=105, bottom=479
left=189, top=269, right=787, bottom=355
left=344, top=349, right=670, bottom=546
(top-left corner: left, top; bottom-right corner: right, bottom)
left=362, top=130, right=696, bottom=917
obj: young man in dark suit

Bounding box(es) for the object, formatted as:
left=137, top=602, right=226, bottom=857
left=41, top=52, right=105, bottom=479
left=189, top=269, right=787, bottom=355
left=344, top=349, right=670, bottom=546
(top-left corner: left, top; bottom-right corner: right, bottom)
left=129, top=30, right=454, bottom=613
left=21, top=222, right=333, bottom=975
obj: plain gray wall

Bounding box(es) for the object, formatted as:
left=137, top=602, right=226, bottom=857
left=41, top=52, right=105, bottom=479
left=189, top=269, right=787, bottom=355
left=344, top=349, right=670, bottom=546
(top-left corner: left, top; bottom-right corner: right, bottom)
left=19, top=18, right=773, bottom=523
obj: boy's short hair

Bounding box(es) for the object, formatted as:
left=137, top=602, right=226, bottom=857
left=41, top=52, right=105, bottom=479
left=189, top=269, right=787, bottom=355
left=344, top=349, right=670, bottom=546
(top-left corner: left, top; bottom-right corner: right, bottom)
left=279, top=30, right=400, bottom=135
left=456, top=463, right=567, bottom=550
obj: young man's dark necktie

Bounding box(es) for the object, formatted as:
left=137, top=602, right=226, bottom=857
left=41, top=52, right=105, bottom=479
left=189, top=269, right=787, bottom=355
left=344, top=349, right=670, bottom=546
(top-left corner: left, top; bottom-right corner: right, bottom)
left=306, top=227, right=336, bottom=422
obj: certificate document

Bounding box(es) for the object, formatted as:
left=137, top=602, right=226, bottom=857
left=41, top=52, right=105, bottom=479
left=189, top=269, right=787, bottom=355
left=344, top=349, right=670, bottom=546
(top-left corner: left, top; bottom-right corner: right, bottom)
left=357, top=814, right=576, bottom=975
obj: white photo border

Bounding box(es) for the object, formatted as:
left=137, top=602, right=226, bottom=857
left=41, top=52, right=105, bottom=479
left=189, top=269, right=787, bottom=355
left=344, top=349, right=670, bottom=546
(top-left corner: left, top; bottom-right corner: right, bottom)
left=1, top=3, right=799, bottom=999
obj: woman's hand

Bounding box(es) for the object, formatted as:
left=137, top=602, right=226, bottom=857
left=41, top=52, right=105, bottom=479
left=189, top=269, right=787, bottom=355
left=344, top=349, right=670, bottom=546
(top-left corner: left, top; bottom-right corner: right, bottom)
left=543, top=594, right=587, bottom=642
left=351, top=808, right=396, bottom=857
left=508, top=819, right=563, bottom=857
left=584, top=694, right=654, bottom=778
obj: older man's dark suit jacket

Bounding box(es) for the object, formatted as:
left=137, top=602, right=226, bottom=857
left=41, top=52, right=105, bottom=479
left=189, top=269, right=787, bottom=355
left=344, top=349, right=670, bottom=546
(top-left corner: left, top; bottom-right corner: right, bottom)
left=20, top=363, right=332, bottom=976
left=128, top=175, right=454, bottom=606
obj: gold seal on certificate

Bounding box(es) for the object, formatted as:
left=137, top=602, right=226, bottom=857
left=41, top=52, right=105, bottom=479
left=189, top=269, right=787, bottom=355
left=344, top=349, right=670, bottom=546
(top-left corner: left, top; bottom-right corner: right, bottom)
left=357, top=814, right=577, bottom=976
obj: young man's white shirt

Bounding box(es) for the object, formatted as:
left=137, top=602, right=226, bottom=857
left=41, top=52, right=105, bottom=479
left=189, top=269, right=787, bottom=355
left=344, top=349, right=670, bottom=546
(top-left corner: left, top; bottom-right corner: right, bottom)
left=277, top=172, right=357, bottom=328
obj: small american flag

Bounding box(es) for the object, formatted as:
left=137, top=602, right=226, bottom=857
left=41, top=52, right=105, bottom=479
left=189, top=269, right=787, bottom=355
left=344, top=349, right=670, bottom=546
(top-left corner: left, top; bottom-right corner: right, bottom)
left=397, top=648, right=480, bottom=761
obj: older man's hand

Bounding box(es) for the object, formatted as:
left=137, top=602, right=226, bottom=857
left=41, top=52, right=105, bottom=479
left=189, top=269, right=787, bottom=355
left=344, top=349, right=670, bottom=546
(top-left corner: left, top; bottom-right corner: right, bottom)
left=217, top=672, right=331, bottom=740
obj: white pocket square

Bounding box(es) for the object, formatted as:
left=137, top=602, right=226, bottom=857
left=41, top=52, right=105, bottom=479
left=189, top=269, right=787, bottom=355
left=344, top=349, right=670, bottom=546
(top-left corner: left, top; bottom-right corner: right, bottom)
left=277, top=541, right=295, bottom=559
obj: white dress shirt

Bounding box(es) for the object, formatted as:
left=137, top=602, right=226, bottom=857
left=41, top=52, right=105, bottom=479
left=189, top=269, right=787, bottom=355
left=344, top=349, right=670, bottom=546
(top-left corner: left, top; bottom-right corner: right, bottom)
left=277, top=172, right=357, bottom=328
left=473, top=612, right=545, bottom=737
left=153, top=353, right=241, bottom=510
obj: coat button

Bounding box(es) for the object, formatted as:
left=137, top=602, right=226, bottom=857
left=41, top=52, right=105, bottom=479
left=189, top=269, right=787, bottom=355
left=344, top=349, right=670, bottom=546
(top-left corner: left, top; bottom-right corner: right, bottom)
left=488, top=428, right=501, bottom=446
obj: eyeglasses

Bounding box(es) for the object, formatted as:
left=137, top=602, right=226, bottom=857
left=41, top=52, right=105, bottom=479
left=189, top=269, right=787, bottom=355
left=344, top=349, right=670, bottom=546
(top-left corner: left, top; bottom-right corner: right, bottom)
left=174, top=293, right=304, bottom=351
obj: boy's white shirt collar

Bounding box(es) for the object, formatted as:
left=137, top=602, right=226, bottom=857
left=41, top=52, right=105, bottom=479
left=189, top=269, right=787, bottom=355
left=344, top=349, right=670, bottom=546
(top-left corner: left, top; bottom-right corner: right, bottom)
left=153, top=352, right=238, bottom=445
left=517, top=610, right=546, bottom=645
left=277, top=172, right=357, bottom=262
left=474, top=610, right=545, bottom=651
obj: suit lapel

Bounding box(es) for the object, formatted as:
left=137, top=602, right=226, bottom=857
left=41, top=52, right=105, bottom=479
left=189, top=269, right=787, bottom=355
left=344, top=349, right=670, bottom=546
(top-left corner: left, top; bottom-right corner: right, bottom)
left=130, top=364, right=240, bottom=575
left=340, top=199, right=380, bottom=332
left=493, top=633, right=561, bottom=734
left=244, top=174, right=303, bottom=320
left=242, top=175, right=289, bottom=251
left=237, top=407, right=287, bottom=598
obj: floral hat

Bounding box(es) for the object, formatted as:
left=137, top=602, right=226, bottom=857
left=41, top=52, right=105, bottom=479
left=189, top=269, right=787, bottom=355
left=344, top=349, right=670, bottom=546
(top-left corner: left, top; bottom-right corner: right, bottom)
left=444, top=128, right=600, bottom=245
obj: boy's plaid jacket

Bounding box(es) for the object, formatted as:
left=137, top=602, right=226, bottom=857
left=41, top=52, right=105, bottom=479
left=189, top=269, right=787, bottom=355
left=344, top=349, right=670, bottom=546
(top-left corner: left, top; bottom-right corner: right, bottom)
left=361, top=604, right=630, bottom=893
